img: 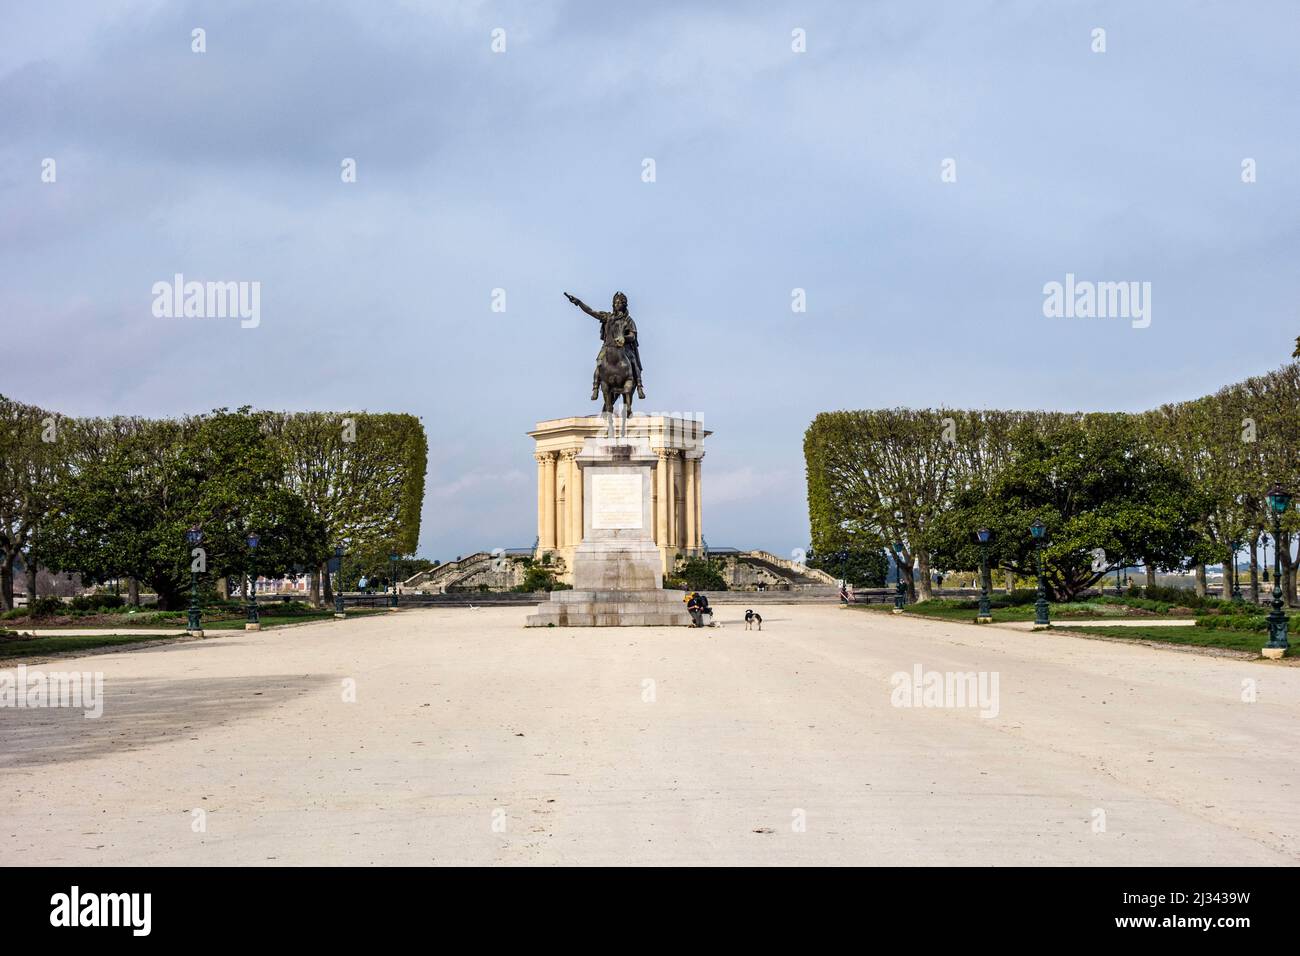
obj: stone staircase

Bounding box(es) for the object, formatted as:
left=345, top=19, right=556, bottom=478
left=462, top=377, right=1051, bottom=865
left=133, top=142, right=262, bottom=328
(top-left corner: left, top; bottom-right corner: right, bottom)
left=402, top=552, right=530, bottom=593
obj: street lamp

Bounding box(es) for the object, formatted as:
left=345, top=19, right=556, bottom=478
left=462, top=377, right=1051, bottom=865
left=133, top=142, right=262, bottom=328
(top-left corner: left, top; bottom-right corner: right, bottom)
left=333, top=544, right=346, bottom=619
left=184, top=526, right=203, bottom=636
left=1230, top=539, right=1243, bottom=602
left=892, top=541, right=907, bottom=612
left=246, top=533, right=261, bottom=630
left=1263, top=485, right=1292, bottom=658
left=975, top=528, right=992, bottom=623
left=388, top=551, right=400, bottom=609
left=1262, top=533, right=1270, bottom=584
left=1030, top=519, right=1050, bottom=628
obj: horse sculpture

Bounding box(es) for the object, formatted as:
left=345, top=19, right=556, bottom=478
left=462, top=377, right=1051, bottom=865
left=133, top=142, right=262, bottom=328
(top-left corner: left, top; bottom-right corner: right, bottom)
left=596, top=314, right=636, bottom=439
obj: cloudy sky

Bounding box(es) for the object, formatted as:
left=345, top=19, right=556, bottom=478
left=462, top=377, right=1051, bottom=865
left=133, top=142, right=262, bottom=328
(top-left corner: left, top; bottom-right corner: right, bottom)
left=3, top=0, right=1298, bottom=561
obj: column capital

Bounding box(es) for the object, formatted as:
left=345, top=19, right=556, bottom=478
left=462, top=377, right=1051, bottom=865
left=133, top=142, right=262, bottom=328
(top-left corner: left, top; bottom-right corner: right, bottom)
left=535, top=450, right=558, bottom=463
left=560, top=448, right=580, bottom=462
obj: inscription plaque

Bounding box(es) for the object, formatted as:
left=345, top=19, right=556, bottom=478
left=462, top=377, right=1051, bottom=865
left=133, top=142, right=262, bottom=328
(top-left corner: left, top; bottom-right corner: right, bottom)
left=591, top=474, right=643, bottom=530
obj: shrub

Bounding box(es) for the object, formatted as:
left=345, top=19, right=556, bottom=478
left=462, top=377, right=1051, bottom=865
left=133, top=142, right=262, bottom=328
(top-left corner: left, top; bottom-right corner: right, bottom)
left=268, top=601, right=318, bottom=616
left=1193, top=614, right=1294, bottom=633
left=29, top=597, right=66, bottom=618
left=521, top=565, right=560, bottom=592
left=1096, top=595, right=1174, bottom=614
left=68, top=594, right=126, bottom=613
left=1140, top=584, right=1200, bottom=606
left=993, top=589, right=1039, bottom=607
left=1134, top=585, right=1255, bottom=614
left=1, top=608, right=30, bottom=620
left=675, top=558, right=727, bottom=592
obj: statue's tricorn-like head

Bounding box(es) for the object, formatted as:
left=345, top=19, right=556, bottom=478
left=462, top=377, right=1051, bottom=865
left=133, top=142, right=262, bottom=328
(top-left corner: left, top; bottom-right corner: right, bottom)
left=612, top=292, right=628, bottom=313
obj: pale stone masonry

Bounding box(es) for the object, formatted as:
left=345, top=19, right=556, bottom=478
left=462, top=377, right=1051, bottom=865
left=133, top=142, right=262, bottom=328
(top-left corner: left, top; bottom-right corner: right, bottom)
left=529, top=415, right=709, bottom=582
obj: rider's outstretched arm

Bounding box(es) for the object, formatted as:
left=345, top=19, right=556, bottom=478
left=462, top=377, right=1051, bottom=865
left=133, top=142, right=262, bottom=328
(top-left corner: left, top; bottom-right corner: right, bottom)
left=564, top=292, right=603, bottom=320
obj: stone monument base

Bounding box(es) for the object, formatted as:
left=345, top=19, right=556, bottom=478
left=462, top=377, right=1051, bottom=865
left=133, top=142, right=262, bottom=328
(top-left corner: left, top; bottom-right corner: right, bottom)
left=526, top=588, right=692, bottom=627
left=526, top=431, right=693, bottom=627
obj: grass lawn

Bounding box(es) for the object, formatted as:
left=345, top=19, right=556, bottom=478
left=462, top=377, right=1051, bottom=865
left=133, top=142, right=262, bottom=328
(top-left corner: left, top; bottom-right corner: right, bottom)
left=858, top=600, right=1168, bottom=624
left=0, top=632, right=180, bottom=659
left=1, top=609, right=388, bottom=658
left=851, top=597, right=1284, bottom=654
left=1051, top=624, right=1277, bottom=654
left=24, top=608, right=387, bottom=631
left=201, top=609, right=386, bottom=630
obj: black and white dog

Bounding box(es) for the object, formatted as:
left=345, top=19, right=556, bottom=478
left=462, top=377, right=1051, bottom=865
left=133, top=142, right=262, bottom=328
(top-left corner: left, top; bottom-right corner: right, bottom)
left=744, top=609, right=763, bottom=631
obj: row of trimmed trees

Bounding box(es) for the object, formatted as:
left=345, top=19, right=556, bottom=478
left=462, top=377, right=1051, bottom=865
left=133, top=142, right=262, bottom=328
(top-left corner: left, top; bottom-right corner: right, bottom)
left=805, top=362, right=1300, bottom=604
left=0, top=400, right=427, bottom=610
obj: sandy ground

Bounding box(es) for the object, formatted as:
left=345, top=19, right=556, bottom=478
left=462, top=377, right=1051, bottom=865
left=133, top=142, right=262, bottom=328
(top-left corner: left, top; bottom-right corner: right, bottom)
left=2, top=604, right=1296, bottom=866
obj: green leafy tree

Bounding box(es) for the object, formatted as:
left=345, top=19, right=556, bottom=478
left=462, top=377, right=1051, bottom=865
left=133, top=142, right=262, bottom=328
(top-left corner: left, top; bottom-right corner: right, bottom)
left=0, top=396, right=68, bottom=609
left=1237, top=364, right=1300, bottom=604
left=261, top=411, right=427, bottom=603
left=806, top=408, right=1023, bottom=600
left=930, top=414, right=1203, bottom=600
left=41, top=409, right=324, bottom=609
left=806, top=547, right=888, bottom=587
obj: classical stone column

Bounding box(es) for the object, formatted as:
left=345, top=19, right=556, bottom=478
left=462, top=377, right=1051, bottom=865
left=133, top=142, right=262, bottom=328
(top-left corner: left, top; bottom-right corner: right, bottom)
left=535, top=453, right=549, bottom=552
left=684, top=454, right=697, bottom=554
left=655, top=449, right=669, bottom=547
left=693, top=453, right=705, bottom=549
left=666, top=450, right=679, bottom=550
left=557, top=469, right=567, bottom=550
left=541, top=452, right=557, bottom=549
left=564, top=450, right=583, bottom=547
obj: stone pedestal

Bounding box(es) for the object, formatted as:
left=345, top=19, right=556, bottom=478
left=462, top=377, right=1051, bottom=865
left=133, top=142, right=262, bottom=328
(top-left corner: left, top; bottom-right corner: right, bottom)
left=528, top=415, right=709, bottom=580
left=527, top=435, right=691, bottom=627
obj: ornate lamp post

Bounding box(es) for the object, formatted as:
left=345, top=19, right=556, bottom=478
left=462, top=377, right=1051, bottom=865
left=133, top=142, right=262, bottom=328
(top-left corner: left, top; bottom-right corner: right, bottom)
left=185, top=526, right=203, bottom=636
left=892, top=541, right=907, bottom=613
left=1262, top=533, right=1270, bottom=584
left=333, top=545, right=346, bottom=619
left=975, top=528, right=992, bottom=623
left=246, top=533, right=261, bottom=630
left=1263, top=485, right=1292, bottom=658
left=388, top=551, right=400, bottom=609
left=1230, top=539, right=1243, bottom=602
left=1030, top=519, right=1050, bottom=628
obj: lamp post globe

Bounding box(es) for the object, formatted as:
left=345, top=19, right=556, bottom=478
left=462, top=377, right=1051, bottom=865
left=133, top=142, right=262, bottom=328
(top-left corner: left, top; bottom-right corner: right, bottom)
left=1029, top=520, right=1050, bottom=628
left=1264, top=485, right=1292, bottom=658
left=975, top=528, right=992, bottom=623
